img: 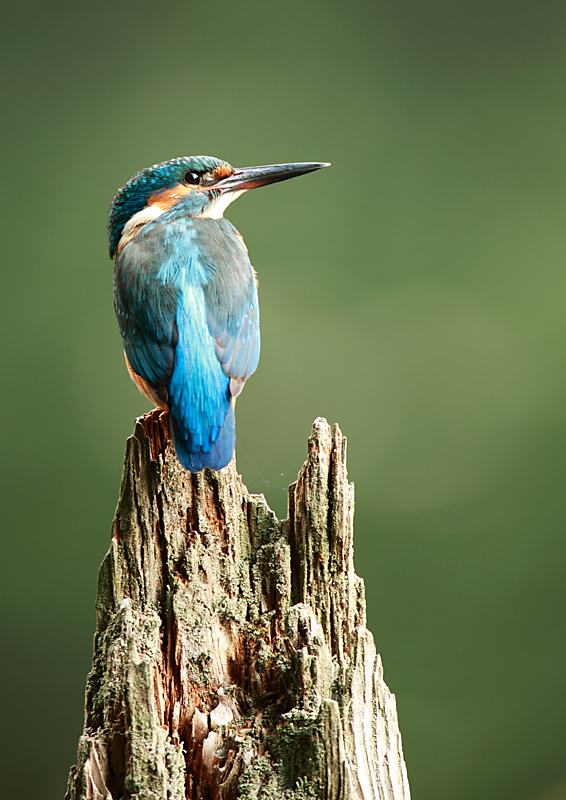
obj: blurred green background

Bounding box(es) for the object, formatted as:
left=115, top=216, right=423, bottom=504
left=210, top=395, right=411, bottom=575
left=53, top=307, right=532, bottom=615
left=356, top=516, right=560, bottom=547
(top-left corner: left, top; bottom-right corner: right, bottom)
left=2, top=0, right=566, bottom=797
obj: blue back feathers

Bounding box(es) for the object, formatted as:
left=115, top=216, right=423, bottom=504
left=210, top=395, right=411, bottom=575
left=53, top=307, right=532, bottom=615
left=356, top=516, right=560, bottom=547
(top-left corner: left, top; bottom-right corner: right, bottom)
left=111, top=156, right=260, bottom=472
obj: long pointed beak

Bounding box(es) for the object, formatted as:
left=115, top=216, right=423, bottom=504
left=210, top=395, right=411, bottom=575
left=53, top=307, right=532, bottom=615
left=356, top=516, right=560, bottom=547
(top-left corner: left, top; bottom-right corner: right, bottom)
left=215, top=161, right=330, bottom=192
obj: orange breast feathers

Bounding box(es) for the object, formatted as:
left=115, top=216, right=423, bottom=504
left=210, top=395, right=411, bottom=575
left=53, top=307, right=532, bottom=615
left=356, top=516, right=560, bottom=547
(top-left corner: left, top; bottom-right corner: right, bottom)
left=124, top=353, right=168, bottom=409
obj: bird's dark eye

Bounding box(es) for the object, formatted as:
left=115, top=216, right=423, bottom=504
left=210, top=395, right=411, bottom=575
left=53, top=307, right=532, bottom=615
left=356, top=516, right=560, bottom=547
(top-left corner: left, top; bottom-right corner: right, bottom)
left=183, top=171, right=201, bottom=185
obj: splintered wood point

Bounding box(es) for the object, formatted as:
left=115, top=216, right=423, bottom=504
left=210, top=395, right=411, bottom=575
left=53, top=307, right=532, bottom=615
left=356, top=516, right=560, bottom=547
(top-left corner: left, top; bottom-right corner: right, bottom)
left=66, top=413, right=411, bottom=800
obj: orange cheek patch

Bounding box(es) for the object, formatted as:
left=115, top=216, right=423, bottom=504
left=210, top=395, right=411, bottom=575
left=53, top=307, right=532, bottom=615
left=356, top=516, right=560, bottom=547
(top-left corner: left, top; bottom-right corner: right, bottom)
left=148, top=183, right=194, bottom=211
left=213, top=164, right=232, bottom=180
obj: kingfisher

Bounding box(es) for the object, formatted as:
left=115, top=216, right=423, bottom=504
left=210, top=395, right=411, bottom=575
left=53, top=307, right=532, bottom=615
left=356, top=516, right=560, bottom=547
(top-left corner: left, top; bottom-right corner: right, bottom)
left=108, top=155, right=329, bottom=472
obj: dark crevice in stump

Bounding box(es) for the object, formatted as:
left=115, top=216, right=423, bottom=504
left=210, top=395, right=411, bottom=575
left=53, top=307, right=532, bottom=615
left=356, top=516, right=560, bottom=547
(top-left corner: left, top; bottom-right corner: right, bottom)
left=66, top=411, right=411, bottom=800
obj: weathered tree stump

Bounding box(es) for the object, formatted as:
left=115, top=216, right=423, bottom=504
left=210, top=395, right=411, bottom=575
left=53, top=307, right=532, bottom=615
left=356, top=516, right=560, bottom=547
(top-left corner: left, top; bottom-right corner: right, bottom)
left=66, top=413, right=411, bottom=800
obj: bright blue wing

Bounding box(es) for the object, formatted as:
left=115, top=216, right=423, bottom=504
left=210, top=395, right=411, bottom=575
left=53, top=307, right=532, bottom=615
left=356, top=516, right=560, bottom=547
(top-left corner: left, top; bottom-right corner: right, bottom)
left=113, top=213, right=260, bottom=471
left=113, top=230, right=178, bottom=389
left=194, top=218, right=260, bottom=389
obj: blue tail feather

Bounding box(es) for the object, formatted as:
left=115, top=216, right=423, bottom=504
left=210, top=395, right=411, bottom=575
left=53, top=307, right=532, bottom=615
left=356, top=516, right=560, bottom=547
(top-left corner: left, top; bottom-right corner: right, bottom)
left=169, top=401, right=235, bottom=472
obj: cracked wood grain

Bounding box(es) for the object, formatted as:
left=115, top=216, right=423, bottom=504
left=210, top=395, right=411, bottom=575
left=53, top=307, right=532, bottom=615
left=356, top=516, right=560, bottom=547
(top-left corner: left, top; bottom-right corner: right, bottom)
left=66, top=411, right=411, bottom=800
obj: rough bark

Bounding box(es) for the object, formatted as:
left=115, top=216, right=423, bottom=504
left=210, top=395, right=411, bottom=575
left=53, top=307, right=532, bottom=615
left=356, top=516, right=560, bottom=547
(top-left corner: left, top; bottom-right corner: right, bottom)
left=66, top=412, right=411, bottom=800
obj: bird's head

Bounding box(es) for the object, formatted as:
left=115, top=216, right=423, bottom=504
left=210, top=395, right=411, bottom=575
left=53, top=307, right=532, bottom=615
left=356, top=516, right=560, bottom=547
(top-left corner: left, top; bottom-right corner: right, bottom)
left=108, top=155, right=329, bottom=258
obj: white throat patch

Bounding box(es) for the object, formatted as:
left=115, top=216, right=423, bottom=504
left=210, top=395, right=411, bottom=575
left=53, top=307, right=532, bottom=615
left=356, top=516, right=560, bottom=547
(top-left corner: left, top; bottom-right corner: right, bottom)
left=199, top=190, right=245, bottom=219
left=117, top=206, right=164, bottom=254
